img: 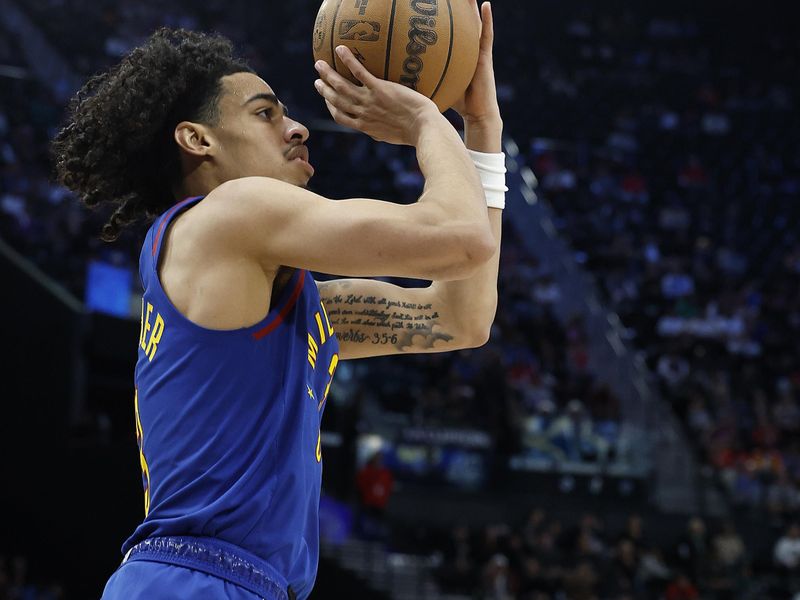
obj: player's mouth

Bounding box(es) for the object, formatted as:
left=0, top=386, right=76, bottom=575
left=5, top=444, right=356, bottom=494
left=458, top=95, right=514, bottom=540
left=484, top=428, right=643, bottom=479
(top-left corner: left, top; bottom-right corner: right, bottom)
left=286, top=145, right=314, bottom=176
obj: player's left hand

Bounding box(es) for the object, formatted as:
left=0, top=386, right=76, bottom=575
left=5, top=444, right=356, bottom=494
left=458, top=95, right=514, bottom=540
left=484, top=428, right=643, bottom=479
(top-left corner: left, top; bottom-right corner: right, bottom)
left=452, top=2, right=501, bottom=126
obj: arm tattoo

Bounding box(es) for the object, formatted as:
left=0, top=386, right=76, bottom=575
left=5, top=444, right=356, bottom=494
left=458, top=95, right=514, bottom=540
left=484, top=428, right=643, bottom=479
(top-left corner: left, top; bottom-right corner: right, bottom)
left=322, top=283, right=453, bottom=351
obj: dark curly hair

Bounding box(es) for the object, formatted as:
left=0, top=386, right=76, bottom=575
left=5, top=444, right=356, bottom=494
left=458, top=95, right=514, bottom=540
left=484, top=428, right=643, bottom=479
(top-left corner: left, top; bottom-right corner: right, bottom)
left=52, top=28, right=253, bottom=241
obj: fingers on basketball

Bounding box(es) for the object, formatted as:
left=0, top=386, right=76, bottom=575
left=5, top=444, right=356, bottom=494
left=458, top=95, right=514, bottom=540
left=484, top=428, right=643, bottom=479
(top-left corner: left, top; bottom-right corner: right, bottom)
left=335, top=46, right=376, bottom=88
left=324, top=99, right=359, bottom=129
left=315, top=60, right=367, bottom=117
left=318, top=61, right=353, bottom=96
left=315, top=79, right=349, bottom=116
left=481, top=3, right=494, bottom=53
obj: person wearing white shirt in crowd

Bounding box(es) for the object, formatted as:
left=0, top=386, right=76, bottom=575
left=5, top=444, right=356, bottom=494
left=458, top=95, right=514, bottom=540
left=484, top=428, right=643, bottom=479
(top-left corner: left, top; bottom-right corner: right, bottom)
left=774, top=523, right=800, bottom=570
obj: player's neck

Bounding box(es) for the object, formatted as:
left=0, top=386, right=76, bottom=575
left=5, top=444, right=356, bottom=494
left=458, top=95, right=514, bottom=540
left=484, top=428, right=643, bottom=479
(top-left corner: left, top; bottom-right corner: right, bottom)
left=174, top=170, right=224, bottom=202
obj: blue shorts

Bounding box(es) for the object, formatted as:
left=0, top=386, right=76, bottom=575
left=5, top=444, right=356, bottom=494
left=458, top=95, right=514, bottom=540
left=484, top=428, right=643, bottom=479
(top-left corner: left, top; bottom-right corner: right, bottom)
left=101, top=536, right=294, bottom=600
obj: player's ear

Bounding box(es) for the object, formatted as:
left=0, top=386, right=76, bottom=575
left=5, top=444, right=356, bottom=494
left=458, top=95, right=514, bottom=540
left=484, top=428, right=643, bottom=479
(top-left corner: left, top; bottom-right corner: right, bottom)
left=174, top=121, right=215, bottom=157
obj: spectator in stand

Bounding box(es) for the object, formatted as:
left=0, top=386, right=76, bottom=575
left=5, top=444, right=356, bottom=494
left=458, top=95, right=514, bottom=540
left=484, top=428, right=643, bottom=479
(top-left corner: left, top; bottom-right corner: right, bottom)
left=482, top=553, right=518, bottom=600
left=522, top=508, right=547, bottom=550
left=766, top=471, right=800, bottom=524
left=518, top=555, right=553, bottom=599
left=711, top=521, right=746, bottom=573
left=607, top=538, right=639, bottom=598
left=773, top=385, right=800, bottom=436
left=677, top=155, right=709, bottom=189
left=774, top=523, right=800, bottom=573
left=618, top=513, right=646, bottom=554
left=638, top=545, right=672, bottom=596
left=437, top=525, right=479, bottom=595
left=561, top=560, right=599, bottom=600
left=706, top=520, right=748, bottom=600
left=575, top=512, right=607, bottom=560
left=774, top=523, right=800, bottom=596
left=355, top=450, right=394, bottom=541
left=664, top=572, right=700, bottom=600
left=673, top=517, right=711, bottom=589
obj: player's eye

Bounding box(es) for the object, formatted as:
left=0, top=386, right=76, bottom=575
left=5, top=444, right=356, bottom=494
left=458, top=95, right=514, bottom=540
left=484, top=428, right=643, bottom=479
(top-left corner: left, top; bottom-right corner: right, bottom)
left=257, top=108, right=274, bottom=120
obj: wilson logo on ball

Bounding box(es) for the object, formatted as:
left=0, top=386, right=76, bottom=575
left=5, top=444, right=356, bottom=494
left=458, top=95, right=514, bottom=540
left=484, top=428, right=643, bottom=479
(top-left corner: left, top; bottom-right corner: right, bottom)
left=410, top=0, right=437, bottom=16
left=400, top=0, right=439, bottom=91
left=339, top=20, right=381, bottom=42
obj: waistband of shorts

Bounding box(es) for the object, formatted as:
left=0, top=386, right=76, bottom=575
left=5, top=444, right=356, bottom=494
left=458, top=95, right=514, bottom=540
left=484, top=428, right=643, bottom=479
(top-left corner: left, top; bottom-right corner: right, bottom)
left=123, top=536, right=296, bottom=600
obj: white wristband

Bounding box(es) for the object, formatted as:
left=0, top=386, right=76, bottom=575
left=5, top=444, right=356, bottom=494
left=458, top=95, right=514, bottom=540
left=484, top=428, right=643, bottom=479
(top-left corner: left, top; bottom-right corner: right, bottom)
left=468, top=149, right=507, bottom=210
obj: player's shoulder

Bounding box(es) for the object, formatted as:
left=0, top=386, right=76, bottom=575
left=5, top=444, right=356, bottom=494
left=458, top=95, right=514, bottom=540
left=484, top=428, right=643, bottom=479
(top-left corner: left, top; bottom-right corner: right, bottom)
left=187, top=177, right=281, bottom=228
left=200, top=176, right=316, bottom=224
left=182, top=177, right=312, bottom=257
left=203, top=176, right=289, bottom=210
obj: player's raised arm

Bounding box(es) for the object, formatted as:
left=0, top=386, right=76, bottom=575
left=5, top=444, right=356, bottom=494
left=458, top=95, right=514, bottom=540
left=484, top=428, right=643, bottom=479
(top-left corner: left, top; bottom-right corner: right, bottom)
left=200, top=46, right=494, bottom=282
left=317, top=1, right=503, bottom=360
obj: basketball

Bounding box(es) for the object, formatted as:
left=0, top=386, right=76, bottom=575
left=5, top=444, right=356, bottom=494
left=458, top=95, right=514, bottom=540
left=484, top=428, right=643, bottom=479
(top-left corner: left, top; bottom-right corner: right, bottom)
left=312, top=0, right=482, bottom=112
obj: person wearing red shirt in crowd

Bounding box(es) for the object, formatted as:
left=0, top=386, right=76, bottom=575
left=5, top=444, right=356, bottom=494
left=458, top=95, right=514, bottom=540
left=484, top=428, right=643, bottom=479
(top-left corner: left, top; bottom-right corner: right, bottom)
left=665, top=573, right=700, bottom=600
left=356, top=451, right=395, bottom=540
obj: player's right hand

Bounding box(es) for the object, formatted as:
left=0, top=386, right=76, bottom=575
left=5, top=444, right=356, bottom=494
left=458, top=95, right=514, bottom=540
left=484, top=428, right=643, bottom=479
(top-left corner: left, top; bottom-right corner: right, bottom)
left=314, top=46, right=440, bottom=146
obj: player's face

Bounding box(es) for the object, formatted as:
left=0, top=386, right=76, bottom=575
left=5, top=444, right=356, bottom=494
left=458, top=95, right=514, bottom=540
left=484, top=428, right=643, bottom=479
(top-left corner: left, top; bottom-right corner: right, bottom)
left=212, top=72, right=313, bottom=187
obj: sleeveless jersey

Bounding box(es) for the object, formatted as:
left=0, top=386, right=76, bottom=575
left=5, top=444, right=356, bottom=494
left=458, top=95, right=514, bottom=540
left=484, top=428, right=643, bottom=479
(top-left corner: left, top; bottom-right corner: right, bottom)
left=124, top=195, right=339, bottom=599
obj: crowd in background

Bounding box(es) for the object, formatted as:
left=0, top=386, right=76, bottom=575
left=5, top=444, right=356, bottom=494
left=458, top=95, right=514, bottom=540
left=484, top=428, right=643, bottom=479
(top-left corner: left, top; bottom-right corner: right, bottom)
left=421, top=510, right=800, bottom=600
left=2, top=1, right=799, bottom=598
left=512, top=4, right=800, bottom=526
left=0, top=555, right=63, bottom=600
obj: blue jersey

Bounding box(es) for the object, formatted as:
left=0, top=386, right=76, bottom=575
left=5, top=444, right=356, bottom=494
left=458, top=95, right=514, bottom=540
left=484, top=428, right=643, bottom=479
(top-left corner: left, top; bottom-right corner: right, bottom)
left=124, top=195, right=339, bottom=599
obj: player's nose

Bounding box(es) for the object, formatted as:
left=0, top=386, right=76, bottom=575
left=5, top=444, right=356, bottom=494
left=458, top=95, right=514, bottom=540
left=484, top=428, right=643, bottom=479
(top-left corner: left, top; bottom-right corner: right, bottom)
left=284, top=117, right=310, bottom=144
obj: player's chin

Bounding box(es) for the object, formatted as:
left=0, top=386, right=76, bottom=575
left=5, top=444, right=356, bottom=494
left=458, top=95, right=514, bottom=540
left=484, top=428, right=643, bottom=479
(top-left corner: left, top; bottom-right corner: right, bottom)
left=290, top=156, right=315, bottom=177
left=297, top=171, right=313, bottom=188
left=281, top=161, right=313, bottom=187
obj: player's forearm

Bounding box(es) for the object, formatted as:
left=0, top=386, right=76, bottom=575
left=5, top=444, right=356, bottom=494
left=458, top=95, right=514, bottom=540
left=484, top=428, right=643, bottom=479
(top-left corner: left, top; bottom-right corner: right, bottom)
left=464, top=115, right=503, bottom=153
left=430, top=210, right=501, bottom=344
left=429, top=119, right=503, bottom=344
left=413, top=111, right=489, bottom=229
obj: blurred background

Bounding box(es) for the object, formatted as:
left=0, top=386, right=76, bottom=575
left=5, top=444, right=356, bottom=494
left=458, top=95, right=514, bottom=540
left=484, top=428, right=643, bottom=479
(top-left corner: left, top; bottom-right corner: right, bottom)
left=1, top=0, right=798, bottom=598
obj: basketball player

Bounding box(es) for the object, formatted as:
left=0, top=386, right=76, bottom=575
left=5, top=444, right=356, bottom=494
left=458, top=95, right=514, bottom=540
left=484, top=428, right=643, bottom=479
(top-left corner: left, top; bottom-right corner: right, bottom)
left=53, top=3, right=503, bottom=599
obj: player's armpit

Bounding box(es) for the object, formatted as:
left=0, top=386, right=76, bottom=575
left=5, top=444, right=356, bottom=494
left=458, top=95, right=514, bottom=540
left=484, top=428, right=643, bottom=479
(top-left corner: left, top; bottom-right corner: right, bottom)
left=317, top=278, right=486, bottom=360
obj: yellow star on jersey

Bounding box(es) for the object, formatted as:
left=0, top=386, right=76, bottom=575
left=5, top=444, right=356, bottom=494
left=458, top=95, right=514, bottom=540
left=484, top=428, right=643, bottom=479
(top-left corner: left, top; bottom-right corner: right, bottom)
left=307, top=385, right=315, bottom=400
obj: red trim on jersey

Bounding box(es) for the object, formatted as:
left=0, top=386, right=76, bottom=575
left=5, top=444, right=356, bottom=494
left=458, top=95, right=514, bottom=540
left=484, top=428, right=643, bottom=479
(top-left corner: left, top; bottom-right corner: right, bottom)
left=152, top=196, right=201, bottom=257
left=252, top=270, right=306, bottom=340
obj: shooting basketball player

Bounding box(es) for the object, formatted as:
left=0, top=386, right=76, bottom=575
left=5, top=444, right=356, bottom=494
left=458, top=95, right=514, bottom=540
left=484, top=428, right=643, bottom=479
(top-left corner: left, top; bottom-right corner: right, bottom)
left=53, top=3, right=504, bottom=599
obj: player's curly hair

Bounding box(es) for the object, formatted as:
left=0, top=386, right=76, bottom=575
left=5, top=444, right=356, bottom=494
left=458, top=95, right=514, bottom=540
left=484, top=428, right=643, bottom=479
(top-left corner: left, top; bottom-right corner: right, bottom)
left=52, top=28, right=253, bottom=241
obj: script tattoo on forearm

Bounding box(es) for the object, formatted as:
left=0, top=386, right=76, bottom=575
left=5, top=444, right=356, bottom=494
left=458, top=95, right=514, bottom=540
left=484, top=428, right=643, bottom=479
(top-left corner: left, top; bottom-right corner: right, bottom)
left=323, top=290, right=453, bottom=350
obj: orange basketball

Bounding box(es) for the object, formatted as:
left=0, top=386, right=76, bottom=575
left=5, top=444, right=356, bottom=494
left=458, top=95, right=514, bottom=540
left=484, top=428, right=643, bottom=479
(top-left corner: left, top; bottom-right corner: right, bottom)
left=312, top=0, right=481, bottom=112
